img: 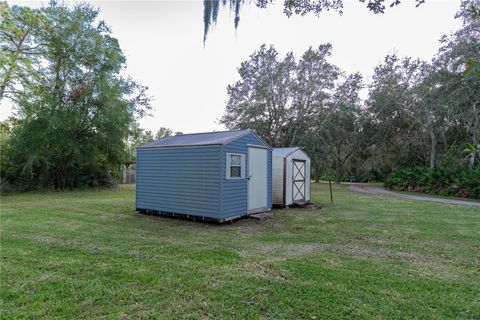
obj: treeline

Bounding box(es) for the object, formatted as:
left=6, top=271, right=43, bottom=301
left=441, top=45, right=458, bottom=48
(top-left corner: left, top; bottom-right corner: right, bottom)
left=221, top=2, right=480, bottom=197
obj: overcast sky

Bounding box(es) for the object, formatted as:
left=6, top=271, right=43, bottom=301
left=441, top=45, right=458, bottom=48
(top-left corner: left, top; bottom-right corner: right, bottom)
left=1, top=0, right=463, bottom=134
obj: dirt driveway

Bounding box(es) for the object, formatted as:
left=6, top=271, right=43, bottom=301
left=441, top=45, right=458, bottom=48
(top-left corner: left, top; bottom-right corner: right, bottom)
left=348, top=184, right=480, bottom=207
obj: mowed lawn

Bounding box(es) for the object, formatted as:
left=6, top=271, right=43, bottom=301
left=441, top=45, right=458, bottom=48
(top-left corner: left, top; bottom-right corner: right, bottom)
left=1, top=184, right=479, bottom=319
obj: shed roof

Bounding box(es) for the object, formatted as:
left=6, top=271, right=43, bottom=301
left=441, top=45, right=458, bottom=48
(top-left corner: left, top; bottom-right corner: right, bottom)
left=272, top=147, right=302, bottom=157
left=139, top=129, right=256, bottom=149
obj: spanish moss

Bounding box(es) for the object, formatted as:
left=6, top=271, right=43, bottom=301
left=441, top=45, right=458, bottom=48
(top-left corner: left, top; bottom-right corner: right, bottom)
left=203, top=0, right=243, bottom=44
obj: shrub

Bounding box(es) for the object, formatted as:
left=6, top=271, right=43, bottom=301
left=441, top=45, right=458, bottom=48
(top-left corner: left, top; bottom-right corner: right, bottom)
left=385, top=166, right=480, bottom=199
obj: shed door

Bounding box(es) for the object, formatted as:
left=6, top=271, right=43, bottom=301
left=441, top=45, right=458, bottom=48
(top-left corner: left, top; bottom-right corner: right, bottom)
left=292, top=160, right=306, bottom=202
left=248, top=147, right=268, bottom=213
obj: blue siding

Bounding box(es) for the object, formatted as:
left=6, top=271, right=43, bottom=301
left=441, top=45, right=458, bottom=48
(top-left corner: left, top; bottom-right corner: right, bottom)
left=136, top=146, right=222, bottom=219
left=221, top=132, right=272, bottom=218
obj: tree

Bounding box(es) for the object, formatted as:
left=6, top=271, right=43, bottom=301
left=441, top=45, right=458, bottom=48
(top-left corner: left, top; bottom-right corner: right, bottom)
left=155, top=127, right=173, bottom=140
left=125, top=122, right=155, bottom=161
left=324, top=73, right=363, bottom=181
left=3, top=3, right=150, bottom=190
left=287, top=44, right=339, bottom=146
left=222, top=43, right=355, bottom=181
left=436, top=0, right=480, bottom=166
left=365, top=55, right=430, bottom=172
left=413, top=64, right=445, bottom=170
left=459, top=0, right=480, bottom=75
left=463, top=143, right=480, bottom=167
left=221, top=44, right=296, bottom=146
left=0, top=3, right=46, bottom=102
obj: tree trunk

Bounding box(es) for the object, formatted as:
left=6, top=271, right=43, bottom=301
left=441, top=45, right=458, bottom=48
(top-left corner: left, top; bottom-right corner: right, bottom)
left=469, top=153, right=475, bottom=169
left=335, top=149, right=342, bottom=183
left=429, top=128, right=437, bottom=170
left=441, top=130, right=448, bottom=153
left=0, top=83, right=5, bottom=102
left=470, top=102, right=479, bottom=168
left=314, top=161, right=321, bottom=183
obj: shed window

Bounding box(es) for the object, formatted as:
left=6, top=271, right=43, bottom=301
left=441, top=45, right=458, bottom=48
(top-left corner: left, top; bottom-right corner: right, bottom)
left=226, top=153, right=245, bottom=179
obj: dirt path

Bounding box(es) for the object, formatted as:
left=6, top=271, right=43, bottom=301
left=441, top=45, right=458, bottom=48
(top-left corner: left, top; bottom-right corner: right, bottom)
left=348, top=184, right=480, bottom=207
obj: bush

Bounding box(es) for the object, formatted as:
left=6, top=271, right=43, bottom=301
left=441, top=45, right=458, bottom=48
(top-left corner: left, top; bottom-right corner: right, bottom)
left=316, top=169, right=383, bottom=183
left=385, top=166, right=480, bottom=199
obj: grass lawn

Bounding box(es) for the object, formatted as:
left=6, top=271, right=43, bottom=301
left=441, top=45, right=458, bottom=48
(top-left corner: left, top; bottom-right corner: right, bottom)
left=1, top=183, right=479, bottom=319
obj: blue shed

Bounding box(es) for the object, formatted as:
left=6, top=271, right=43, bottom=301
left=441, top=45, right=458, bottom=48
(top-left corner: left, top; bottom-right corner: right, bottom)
left=136, top=129, right=272, bottom=222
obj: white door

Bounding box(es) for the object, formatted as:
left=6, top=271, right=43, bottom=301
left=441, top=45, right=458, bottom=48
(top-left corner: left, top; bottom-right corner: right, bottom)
left=292, top=160, right=306, bottom=202
left=248, top=147, right=268, bottom=213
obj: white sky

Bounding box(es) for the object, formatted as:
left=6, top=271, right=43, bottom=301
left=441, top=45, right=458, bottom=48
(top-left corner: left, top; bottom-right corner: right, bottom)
left=1, top=0, right=463, bottom=134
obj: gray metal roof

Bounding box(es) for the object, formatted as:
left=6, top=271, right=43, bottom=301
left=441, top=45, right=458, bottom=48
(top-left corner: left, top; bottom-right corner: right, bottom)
left=139, top=129, right=252, bottom=148
left=272, top=147, right=302, bottom=157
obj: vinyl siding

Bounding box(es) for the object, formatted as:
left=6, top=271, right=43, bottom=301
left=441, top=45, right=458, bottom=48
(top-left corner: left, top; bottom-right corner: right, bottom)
left=136, top=146, right=222, bottom=218
left=221, top=133, right=272, bottom=217
left=272, top=157, right=284, bottom=205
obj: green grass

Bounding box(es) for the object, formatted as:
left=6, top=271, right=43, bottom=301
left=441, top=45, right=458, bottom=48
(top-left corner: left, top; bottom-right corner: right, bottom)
left=1, top=183, right=479, bottom=319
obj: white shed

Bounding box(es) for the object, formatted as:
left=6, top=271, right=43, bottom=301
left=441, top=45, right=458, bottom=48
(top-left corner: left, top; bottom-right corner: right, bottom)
left=272, top=147, right=311, bottom=207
